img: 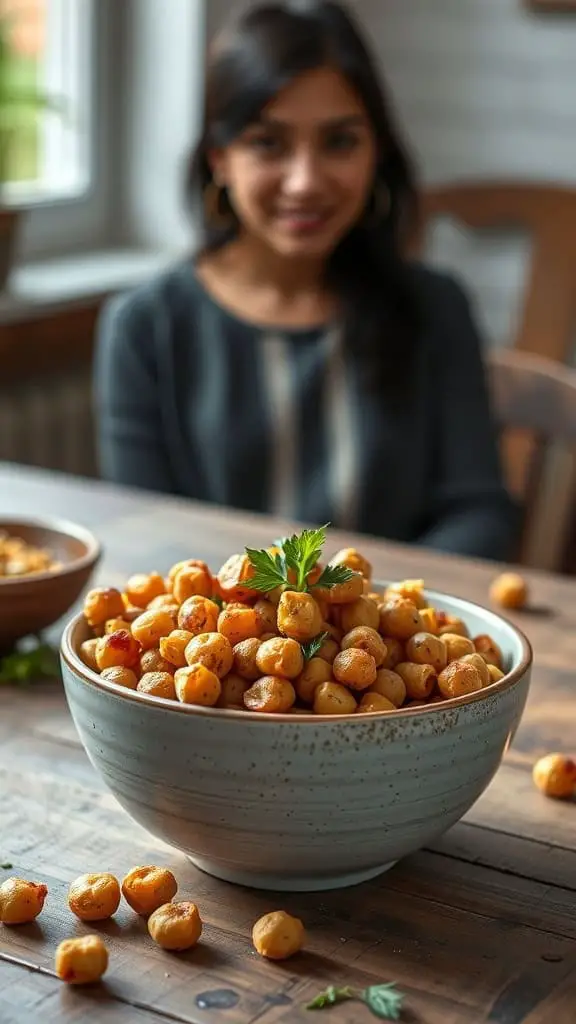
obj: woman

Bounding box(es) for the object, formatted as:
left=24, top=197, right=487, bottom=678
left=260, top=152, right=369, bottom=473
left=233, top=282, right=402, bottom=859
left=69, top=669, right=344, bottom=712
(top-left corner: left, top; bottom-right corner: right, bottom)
left=95, top=0, right=516, bottom=560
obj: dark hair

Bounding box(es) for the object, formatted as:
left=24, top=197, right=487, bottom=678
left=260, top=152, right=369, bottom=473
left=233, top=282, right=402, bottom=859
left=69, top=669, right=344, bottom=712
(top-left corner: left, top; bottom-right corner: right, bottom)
left=187, top=0, right=421, bottom=387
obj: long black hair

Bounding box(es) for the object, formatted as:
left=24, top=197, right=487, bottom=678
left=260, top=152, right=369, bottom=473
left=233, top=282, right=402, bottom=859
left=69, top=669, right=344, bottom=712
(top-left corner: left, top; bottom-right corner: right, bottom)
left=187, top=0, right=421, bottom=387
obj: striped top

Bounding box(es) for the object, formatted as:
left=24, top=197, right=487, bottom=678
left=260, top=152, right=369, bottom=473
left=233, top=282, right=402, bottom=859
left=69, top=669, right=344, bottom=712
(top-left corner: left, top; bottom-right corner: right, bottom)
left=94, top=260, right=516, bottom=560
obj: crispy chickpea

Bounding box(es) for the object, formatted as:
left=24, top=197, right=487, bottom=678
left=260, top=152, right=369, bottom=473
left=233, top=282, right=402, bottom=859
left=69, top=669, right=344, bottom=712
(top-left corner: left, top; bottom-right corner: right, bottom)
left=331, top=547, right=372, bottom=580
left=148, top=901, right=203, bottom=951
left=405, top=633, right=447, bottom=674
left=173, top=564, right=213, bottom=603
left=131, top=609, right=176, bottom=651
left=121, top=866, right=178, bottom=916
left=314, top=682, right=357, bottom=715
left=419, top=607, right=438, bottom=634
left=140, top=648, right=174, bottom=675
left=386, top=579, right=427, bottom=609
left=488, top=664, right=505, bottom=683
left=277, top=591, right=323, bottom=643
left=218, top=605, right=262, bottom=645
left=244, top=676, right=296, bottom=713
left=341, top=626, right=387, bottom=668
left=184, top=632, right=233, bottom=678
left=68, top=873, right=121, bottom=921
left=254, top=599, right=278, bottom=634
left=256, top=636, right=304, bottom=679
left=396, top=662, right=436, bottom=700
left=379, top=596, right=424, bottom=641
left=55, top=935, right=108, bottom=985
left=83, top=587, right=124, bottom=628
left=217, top=673, right=250, bottom=708
left=148, top=594, right=181, bottom=613
left=95, top=630, right=140, bottom=671
left=232, top=637, right=262, bottom=681
left=338, top=596, right=380, bottom=633
left=436, top=612, right=470, bottom=638
left=357, top=692, right=397, bottom=713
left=460, top=652, right=491, bottom=687
left=177, top=595, right=220, bottom=635
left=0, top=877, right=47, bottom=924
left=437, top=660, right=483, bottom=700
left=160, top=630, right=195, bottom=669
left=252, top=910, right=305, bottom=960
left=317, top=633, right=340, bottom=664
left=175, top=664, right=221, bottom=706
left=473, top=634, right=503, bottom=669
left=79, top=638, right=99, bottom=672
left=333, top=649, right=377, bottom=691
left=137, top=672, right=177, bottom=699
left=295, top=657, right=333, bottom=703
left=372, top=668, right=407, bottom=708
left=125, top=572, right=166, bottom=609
left=167, top=558, right=210, bottom=588
left=104, top=617, right=131, bottom=635
left=322, top=571, right=364, bottom=605
left=490, top=571, right=528, bottom=610
left=380, top=636, right=404, bottom=670
left=216, top=553, right=257, bottom=603
left=532, top=753, right=576, bottom=799
left=100, top=666, right=139, bottom=690
left=260, top=631, right=278, bottom=642
left=442, top=633, right=475, bottom=663
left=121, top=596, right=142, bottom=623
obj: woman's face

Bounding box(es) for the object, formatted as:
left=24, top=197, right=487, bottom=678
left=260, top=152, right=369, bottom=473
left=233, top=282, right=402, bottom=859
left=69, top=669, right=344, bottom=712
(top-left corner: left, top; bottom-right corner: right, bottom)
left=212, top=67, right=378, bottom=260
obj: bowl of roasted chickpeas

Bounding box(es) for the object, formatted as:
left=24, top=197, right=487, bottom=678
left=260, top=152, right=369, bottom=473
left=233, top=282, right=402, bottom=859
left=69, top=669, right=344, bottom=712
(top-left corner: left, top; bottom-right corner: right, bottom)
left=60, top=528, right=532, bottom=892
left=0, top=517, right=101, bottom=651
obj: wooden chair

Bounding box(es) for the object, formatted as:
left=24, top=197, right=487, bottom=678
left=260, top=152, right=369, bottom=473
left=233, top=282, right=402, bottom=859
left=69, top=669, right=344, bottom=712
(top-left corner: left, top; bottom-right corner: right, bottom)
left=421, top=182, right=576, bottom=362
left=487, top=348, right=576, bottom=572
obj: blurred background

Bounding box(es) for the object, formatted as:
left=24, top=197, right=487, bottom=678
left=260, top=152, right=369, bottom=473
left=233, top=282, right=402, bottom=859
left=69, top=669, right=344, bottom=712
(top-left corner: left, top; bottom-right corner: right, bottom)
left=1, top=0, right=575, bottom=565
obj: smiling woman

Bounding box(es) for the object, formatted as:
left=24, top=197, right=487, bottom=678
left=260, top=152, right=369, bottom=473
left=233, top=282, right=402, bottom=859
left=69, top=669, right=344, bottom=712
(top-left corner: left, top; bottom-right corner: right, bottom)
left=94, top=0, right=517, bottom=563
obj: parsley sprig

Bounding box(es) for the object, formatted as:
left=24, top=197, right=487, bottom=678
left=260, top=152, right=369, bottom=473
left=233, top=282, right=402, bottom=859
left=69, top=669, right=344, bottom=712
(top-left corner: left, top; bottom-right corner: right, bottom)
left=307, top=982, right=404, bottom=1020
left=245, top=524, right=354, bottom=596
left=0, top=641, right=60, bottom=685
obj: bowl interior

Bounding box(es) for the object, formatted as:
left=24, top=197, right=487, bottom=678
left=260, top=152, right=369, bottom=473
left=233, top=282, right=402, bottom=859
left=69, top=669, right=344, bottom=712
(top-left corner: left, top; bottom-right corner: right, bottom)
left=0, top=517, right=100, bottom=584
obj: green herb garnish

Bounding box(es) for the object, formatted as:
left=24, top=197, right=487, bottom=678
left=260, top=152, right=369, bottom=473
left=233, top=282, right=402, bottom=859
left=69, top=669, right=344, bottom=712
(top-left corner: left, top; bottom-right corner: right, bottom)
left=301, top=632, right=329, bottom=661
left=0, top=642, right=60, bottom=685
left=1, top=862, right=13, bottom=870
left=306, top=982, right=404, bottom=1020
left=245, top=525, right=354, bottom=596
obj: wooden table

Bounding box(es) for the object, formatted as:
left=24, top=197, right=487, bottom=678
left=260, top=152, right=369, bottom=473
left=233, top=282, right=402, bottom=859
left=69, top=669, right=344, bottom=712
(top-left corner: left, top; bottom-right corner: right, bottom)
left=1, top=463, right=575, bottom=1024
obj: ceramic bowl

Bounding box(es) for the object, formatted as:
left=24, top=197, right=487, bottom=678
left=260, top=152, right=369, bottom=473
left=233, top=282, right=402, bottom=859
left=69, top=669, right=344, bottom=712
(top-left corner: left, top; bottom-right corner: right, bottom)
left=60, top=587, right=531, bottom=892
left=0, top=517, right=101, bottom=652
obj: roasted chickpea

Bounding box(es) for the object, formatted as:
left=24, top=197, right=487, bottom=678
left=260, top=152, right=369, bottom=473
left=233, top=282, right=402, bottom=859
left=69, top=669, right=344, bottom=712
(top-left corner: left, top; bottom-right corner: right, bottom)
left=372, top=668, right=407, bottom=708
left=216, top=553, right=257, bottom=603
left=405, top=633, right=447, bottom=674
left=330, top=547, right=372, bottom=579
left=131, top=609, right=176, bottom=651
left=121, top=596, right=142, bottom=622
left=436, top=612, right=470, bottom=638
left=95, top=630, right=140, bottom=671
left=254, top=599, right=278, bottom=634
left=137, top=672, right=177, bottom=699
left=277, top=591, right=323, bottom=643
left=68, top=873, right=121, bottom=922
left=232, top=637, right=262, bottom=681
left=218, top=605, right=262, bottom=645
left=256, top=636, right=304, bottom=679
left=322, top=571, right=364, bottom=605
left=386, top=579, right=427, bottom=609
left=460, top=652, right=490, bottom=687
left=148, top=901, right=203, bottom=951
left=338, top=596, right=379, bottom=633
left=357, top=692, right=396, bottom=713
left=396, top=662, right=436, bottom=700
left=0, top=877, right=47, bottom=924
left=437, top=660, right=483, bottom=699
left=148, top=594, right=181, bottom=613
left=172, top=565, right=213, bottom=604
left=379, top=596, right=424, bottom=641
left=177, top=596, right=220, bottom=635
left=104, top=617, right=131, bottom=635
left=100, top=666, right=139, bottom=690
left=121, top=866, right=178, bottom=916
left=419, top=607, right=438, bottom=634
left=532, top=753, right=576, bottom=799
left=217, top=673, right=250, bottom=708
left=184, top=632, right=233, bottom=678
left=252, top=910, right=305, bottom=960
left=442, top=633, right=475, bottom=663
left=313, top=682, right=357, bottom=715
left=140, top=648, right=174, bottom=676
left=380, top=636, right=404, bottom=670
left=295, top=657, right=333, bottom=703
left=260, top=631, right=278, bottom=642
left=125, top=572, right=166, bottom=609
left=490, top=572, right=528, bottom=610
left=340, top=626, right=387, bottom=668
left=473, top=634, right=503, bottom=669
left=83, top=587, right=124, bottom=628
left=317, top=633, right=340, bottom=664
left=175, top=664, right=221, bottom=706
left=244, top=676, right=296, bottom=713
left=488, top=664, right=505, bottom=683
left=333, top=648, right=377, bottom=691
left=55, top=935, right=108, bottom=985
left=167, top=558, right=210, bottom=588
left=160, top=630, right=195, bottom=669
left=79, top=638, right=99, bottom=672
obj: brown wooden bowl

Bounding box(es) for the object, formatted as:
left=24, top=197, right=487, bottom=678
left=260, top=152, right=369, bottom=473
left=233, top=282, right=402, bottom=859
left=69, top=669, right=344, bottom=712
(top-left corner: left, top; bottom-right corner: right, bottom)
left=0, top=517, right=101, bottom=652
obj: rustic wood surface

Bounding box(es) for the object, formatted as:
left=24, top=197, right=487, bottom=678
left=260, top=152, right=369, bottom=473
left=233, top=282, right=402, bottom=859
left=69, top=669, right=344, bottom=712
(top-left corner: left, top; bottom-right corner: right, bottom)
left=1, top=463, right=575, bottom=1024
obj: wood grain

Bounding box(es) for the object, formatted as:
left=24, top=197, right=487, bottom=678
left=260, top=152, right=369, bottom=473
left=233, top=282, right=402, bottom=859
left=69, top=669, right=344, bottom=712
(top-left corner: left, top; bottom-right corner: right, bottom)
left=1, top=463, right=576, bottom=1023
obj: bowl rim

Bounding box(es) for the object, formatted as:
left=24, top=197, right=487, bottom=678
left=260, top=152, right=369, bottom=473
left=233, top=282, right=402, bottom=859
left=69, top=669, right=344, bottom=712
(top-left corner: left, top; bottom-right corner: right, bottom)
left=61, top=583, right=533, bottom=724
left=0, top=515, right=101, bottom=587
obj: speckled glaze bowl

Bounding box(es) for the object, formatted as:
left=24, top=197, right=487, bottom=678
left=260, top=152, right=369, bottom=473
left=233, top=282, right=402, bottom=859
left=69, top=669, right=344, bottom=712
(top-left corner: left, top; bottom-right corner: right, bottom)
left=60, top=587, right=531, bottom=892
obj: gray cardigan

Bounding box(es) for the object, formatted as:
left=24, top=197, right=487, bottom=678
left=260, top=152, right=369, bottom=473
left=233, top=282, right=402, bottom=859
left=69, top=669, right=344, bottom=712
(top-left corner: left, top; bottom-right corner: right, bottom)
left=94, top=260, right=516, bottom=561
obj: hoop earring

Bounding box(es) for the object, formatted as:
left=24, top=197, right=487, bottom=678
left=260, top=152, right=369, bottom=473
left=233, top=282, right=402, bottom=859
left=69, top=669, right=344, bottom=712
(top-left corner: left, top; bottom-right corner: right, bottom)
left=364, top=182, right=391, bottom=227
left=204, top=180, right=235, bottom=229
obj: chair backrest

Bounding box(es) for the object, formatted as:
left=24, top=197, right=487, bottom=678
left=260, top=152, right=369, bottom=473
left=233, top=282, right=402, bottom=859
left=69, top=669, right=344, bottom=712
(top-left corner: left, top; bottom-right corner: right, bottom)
left=421, top=182, right=576, bottom=362
left=487, top=348, right=576, bottom=572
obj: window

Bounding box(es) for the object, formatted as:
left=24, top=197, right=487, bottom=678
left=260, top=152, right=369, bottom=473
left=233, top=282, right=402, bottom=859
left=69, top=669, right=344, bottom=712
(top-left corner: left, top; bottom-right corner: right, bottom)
left=1, top=0, right=93, bottom=206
